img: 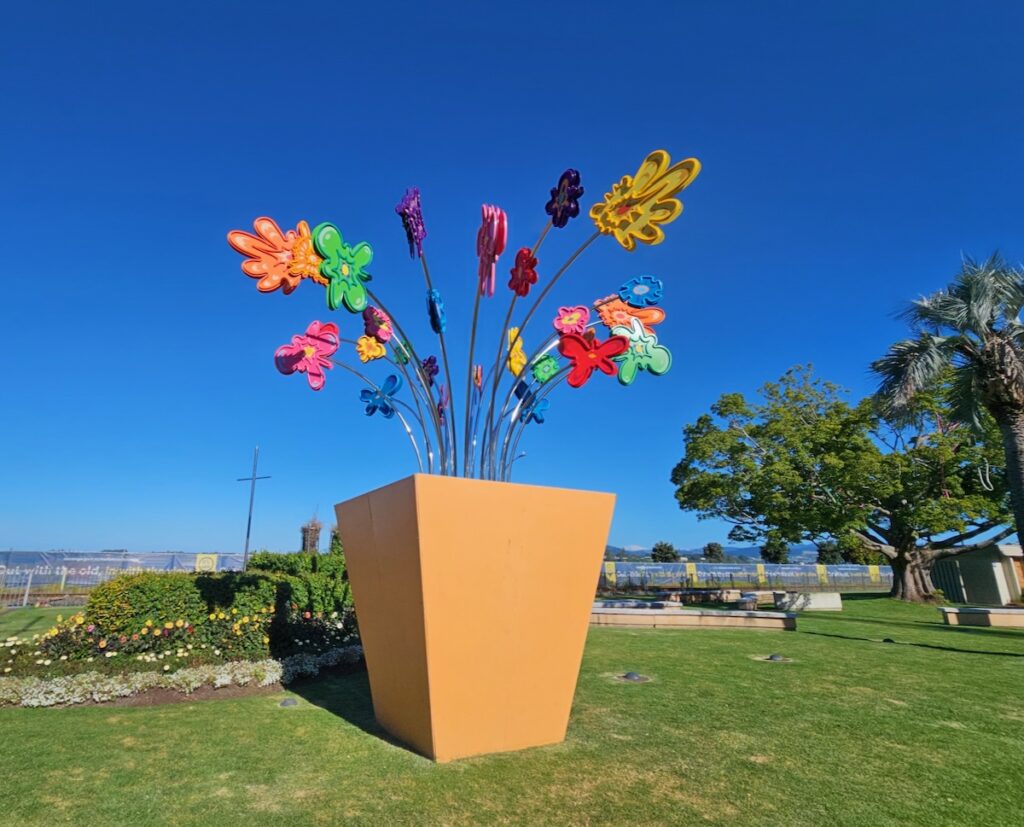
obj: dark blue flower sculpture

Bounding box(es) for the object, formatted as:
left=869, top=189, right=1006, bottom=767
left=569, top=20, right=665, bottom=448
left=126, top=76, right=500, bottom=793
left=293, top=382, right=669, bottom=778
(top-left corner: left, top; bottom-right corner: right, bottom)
left=545, top=169, right=584, bottom=229
left=421, top=355, right=440, bottom=387
left=513, top=380, right=549, bottom=424
left=359, top=374, right=403, bottom=419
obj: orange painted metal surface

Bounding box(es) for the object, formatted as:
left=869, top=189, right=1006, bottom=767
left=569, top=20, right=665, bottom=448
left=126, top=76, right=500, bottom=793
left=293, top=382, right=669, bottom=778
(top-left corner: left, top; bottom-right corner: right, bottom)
left=335, top=474, right=615, bottom=762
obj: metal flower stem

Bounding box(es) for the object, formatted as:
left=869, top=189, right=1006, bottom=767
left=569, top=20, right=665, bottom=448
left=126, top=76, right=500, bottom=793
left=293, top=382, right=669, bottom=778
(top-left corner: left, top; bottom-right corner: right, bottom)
left=486, top=322, right=563, bottom=479
left=467, top=360, right=499, bottom=477
left=500, top=367, right=571, bottom=480
left=329, top=359, right=424, bottom=473
left=492, top=320, right=601, bottom=478
left=418, top=253, right=458, bottom=475
left=365, top=287, right=446, bottom=469
left=485, top=230, right=601, bottom=477
left=462, top=283, right=483, bottom=477
left=483, top=221, right=552, bottom=478
left=387, top=339, right=436, bottom=473
left=491, top=335, right=565, bottom=479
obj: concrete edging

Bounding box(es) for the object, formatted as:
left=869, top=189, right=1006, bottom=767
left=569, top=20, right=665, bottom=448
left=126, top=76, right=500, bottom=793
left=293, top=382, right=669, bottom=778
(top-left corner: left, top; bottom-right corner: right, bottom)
left=938, top=607, right=1024, bottom=628
left=590, top=606, right=796, bottom=631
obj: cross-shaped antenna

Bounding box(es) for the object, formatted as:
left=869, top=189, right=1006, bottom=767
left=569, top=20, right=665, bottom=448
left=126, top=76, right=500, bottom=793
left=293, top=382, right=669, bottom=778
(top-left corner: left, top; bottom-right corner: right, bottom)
left=237, top=446, right=271, bottom=571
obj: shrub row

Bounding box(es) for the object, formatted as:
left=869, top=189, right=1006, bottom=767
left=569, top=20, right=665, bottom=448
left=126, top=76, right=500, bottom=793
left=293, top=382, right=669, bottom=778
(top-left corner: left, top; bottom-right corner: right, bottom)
left=1, top=552, right=357, bottom=680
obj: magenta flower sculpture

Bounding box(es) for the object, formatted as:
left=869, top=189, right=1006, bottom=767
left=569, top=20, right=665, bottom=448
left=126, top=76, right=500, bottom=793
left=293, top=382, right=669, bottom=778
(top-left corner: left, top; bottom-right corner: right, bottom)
left=476, top=204, right=508, bottom=299
left=229, top=148, right=701, bottom=479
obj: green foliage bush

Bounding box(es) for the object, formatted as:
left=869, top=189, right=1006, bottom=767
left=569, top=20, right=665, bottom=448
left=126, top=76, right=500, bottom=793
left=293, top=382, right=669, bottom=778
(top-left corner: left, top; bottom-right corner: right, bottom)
left=68, top=553, right=356, bottom=678
left=248, top=551, right=351, bottom=615
left=86, top=573, right=207, bottom=638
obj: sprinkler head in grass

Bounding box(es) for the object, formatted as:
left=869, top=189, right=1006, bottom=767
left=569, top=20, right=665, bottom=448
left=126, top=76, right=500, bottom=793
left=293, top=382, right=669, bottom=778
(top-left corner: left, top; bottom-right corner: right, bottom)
left=280, top=698, right=299, bottom=708
left=619, top=671, right=651, bottom=683
left=767, top=654, right=785, bottom=662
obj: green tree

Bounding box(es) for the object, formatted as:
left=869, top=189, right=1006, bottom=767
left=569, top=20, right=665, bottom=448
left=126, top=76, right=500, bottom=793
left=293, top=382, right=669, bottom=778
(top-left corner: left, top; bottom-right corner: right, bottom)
left=760, top=535, right=789, bottom=563
left=670, top=366, right=1012, bottom=601
left=702, top=541, right=725, bottom=562
left=873, top=255, right=1024, bottom=550
left=329, top=525, right=344, bottom=556
left=816, top=541, right=843, bottom=565
left=651, top=541, right=679, bottom=563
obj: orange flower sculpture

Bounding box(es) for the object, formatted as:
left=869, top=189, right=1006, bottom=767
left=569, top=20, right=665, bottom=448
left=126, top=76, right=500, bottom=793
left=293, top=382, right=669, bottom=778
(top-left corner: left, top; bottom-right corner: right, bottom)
left=589, top=150, right=701, bottom=251
left=594, top=296, right=665, bottom=334
left=227, top=217, right=325, bottom=294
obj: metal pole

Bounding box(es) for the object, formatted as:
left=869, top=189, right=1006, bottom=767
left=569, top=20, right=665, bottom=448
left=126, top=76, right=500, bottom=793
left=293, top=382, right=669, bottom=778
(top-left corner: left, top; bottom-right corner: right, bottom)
left=237, top=446, right=271, bottom=572
left=22, top=571, right=32, bottom=607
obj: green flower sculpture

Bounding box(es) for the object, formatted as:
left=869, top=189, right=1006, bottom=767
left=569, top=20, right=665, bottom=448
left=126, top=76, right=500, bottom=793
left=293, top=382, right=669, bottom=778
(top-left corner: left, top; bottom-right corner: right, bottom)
left=610, top=317, right=671, bottom=386
left=312, top=222, right=373, bottom=313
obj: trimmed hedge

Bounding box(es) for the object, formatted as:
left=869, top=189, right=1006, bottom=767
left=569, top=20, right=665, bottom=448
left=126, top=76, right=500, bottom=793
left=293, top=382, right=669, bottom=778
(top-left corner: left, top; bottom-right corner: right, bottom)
left=86, top=573, right=208, bottom=638
left=86, top=553, right=352, bottom=634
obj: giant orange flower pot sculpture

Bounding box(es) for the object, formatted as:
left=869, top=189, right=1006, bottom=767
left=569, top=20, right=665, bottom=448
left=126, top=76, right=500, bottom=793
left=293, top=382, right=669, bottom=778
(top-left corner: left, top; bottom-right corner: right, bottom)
left=336, top=474, right=614, bottom=761
left=230, top=149, right=700, bottom=760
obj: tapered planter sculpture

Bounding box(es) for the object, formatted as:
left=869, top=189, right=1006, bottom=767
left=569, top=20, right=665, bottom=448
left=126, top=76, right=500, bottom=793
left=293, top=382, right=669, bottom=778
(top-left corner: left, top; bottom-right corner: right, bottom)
left=335, top=474, right=615, bottom=762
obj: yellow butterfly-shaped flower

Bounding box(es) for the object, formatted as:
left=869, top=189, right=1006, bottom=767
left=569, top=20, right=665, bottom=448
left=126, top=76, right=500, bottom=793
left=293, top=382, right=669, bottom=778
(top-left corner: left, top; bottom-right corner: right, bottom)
left=507, top=327, right=527, bottom=377
left=589, top=149, right=701, bottom=251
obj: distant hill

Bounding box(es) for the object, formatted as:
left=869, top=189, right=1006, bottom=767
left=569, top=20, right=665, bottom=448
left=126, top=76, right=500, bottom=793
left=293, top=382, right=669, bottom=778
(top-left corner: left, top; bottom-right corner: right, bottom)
left=605, top=543, right=819, bottom=562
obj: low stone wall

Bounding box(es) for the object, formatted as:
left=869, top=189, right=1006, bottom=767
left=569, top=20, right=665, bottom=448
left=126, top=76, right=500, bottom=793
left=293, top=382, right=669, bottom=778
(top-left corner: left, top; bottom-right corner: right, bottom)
left=938, top=607, right=1024, bottom=628
left=773, top=592, right=843, bottom=612
left=590, top=605, right=796, bottom=631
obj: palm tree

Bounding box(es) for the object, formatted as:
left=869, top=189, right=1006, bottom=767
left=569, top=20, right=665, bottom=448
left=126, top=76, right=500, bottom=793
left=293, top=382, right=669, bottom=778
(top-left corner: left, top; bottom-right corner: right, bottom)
left=873, top=254, right=1024, bottom=546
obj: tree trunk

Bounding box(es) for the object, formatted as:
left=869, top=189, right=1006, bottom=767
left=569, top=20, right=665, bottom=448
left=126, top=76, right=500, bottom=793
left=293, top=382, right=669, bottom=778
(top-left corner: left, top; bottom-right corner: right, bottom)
left=889, top=547, right=937, bottom=602
left=995, top=413, right=1024, bottom=547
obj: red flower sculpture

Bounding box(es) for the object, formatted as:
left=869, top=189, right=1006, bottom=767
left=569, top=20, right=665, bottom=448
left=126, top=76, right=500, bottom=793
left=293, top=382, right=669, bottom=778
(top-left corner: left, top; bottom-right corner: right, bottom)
left=508, top=247, right=538, bottom=297
left=557, top=332, right=629, bottom=388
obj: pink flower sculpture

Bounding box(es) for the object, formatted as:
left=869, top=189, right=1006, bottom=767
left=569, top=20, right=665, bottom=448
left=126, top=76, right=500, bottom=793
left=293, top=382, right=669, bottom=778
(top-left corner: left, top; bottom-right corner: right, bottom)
left=274, top=320, right=340, bottom=391
left=553, top=305, right=591, bottom=335
left=476, top=204, right=508, bottom=298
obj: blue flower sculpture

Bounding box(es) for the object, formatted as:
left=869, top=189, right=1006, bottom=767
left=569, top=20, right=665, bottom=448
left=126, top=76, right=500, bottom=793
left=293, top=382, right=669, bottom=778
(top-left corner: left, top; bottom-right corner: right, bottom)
left=360, top=374, right=403, bottom=419
left=427, top=288, right=446, bottom=334
left=618, top=275, right=663, bottom=308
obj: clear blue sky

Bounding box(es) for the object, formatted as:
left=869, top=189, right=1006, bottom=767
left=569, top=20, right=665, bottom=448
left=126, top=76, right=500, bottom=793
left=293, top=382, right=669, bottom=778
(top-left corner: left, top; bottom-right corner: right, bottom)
left=2, top=1, right=1022, bottom=553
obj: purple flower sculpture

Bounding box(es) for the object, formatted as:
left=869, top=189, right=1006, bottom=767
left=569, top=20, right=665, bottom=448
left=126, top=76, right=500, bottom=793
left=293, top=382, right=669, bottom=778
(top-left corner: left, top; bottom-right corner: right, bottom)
left=421, top=355, right=440, bottom=387
left=395, top=187, right=427, bottom=258
left=545, top=169, right=584, bottom=228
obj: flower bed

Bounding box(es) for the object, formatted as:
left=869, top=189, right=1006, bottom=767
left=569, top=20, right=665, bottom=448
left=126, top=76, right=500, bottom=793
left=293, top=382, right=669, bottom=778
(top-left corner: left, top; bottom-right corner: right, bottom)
left=0, top=644, right=363, bottom=707
left=2, top=556, right=358, bottom=681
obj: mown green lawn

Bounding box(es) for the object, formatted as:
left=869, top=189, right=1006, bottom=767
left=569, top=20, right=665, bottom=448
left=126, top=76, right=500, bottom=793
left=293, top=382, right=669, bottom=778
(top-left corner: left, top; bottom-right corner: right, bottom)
left=1, top=595, right=1022, bottom=826
left=0, top=607, right=66, bottom=638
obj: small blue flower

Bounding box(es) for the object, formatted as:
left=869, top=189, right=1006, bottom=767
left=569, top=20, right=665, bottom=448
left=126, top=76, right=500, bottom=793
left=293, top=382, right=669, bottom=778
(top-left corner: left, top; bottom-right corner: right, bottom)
left=618, top=275, right=663, bottom=308
left=427, top=289, right=446, bottom=334
left=513, top=381, right=548, bottom=424
left=521, top=397, right=549, bottom=425
left=359, top=374, right=403, bottom=419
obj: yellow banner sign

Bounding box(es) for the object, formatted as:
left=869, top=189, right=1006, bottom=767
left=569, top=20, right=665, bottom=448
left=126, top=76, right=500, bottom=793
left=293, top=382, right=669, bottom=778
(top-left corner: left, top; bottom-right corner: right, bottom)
left=194, top=554, right=218, bottom=573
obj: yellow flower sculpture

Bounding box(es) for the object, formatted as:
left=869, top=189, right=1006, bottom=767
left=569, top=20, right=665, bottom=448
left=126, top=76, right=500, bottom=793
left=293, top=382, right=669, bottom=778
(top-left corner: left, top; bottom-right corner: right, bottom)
left=589, top=149, right=701, bottom=251
left=507, top=327, right=527, bottom=377
left=356, top=335, right=386, bottom=363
